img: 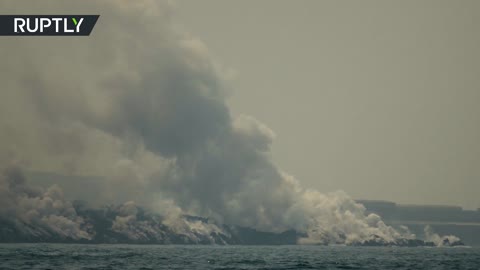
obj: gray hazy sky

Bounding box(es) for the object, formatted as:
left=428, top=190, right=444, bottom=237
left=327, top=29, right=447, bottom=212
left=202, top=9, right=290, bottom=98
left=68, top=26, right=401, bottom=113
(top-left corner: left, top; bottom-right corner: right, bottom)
left=174, top=0, right=480, bottom=209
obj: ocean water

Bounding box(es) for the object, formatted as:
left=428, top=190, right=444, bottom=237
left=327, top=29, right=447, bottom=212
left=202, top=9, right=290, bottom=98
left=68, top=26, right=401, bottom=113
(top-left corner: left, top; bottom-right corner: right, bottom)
left=0, top=244, right=479, bottom=270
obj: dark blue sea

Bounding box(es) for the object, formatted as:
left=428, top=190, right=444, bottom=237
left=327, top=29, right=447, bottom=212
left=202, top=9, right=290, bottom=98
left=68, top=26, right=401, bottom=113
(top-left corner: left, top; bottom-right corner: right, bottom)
left=0, top=244, right=479, bottom=270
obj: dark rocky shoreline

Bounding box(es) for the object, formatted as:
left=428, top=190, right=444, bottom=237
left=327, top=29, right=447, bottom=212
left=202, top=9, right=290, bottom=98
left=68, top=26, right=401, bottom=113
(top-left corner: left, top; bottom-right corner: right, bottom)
left=0, top=204, right=464, bottom=247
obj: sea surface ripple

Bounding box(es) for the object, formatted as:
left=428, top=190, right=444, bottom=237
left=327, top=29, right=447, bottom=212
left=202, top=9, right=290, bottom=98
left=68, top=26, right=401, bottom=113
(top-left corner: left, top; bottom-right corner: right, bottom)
left=0, top=244, right=479, bottom=270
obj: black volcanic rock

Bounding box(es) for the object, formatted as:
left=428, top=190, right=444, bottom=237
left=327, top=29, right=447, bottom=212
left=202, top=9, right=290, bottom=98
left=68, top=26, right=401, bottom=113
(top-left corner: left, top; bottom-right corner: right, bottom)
left=0, top=204, right=463, bottom=246
left=442, top=238, right=465, bottom=247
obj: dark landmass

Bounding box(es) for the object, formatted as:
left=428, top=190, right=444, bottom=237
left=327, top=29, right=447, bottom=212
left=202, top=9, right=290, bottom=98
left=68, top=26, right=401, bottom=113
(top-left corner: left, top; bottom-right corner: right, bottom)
left=0, top=201, right=464, bottom=247
left=8, top=172, right=468, bottom=246
left=356, top=200, right=480, bottom=223
left=0, top=202, right=301, bottom=245
left=357, top=199, right=479, bottom=246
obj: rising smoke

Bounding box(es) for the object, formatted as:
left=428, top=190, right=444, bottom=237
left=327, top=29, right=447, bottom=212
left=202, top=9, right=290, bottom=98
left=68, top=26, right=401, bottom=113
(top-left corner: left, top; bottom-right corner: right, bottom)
left=0, top=0, right=448, bottom=245
left=0, top=165, right=91, bottom=240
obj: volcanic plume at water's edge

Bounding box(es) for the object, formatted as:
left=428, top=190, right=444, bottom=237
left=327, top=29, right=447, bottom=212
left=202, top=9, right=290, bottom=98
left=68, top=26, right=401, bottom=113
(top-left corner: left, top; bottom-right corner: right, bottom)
left=0, top=0, right=459, bottom=246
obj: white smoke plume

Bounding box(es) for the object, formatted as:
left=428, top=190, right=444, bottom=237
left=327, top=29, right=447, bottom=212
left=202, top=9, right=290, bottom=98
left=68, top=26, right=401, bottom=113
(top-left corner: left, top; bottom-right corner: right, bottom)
left=111, top=201, right=229, bottom=243
left=0, top=165, right=91, bottom=240
left=0, top=0, right=454, bottom=245
left=111, top=201, right=165, bottom=241
left=424, top=226, right=461, bottom=247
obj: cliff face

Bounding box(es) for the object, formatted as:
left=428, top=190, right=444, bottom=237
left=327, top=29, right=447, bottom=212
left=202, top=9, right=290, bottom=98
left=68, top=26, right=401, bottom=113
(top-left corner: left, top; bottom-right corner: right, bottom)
left=356, top=200, right=480, bottom=246
left=356, top=200, right=480, bottom=223
left=0, top=203, right=462, bottom=247
left=0, top=204, right=300, bottom=245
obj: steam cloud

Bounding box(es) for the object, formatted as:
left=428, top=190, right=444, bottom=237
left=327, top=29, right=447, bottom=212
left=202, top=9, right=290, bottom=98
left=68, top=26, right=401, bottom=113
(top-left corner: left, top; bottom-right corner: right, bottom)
left=0, top=166, right=91, bottom=240
left=0, top=0, right=451, bottom=245
left=424, top=226, right=461, bottom=247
